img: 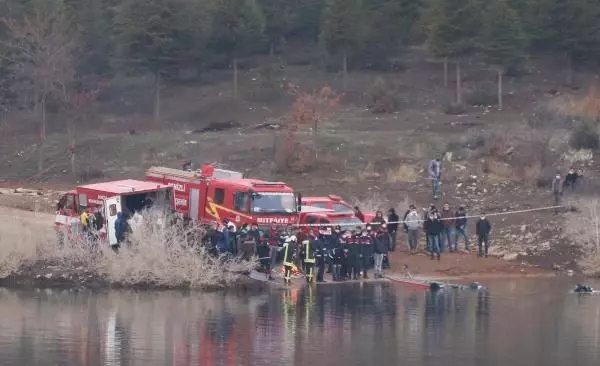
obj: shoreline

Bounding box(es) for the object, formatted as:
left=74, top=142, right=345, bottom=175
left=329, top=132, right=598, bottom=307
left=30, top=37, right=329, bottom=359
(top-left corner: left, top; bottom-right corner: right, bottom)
left=0, top=259, right=560, bottom=293
left=0, top=271, right=269, bottom=292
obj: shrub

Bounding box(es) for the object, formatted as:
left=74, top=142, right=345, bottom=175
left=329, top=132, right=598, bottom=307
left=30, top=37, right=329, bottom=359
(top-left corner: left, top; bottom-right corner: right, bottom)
left=569, top=124, right=599, bottom=150
left=443, top=103, right=467, bottom=115
left=367, top=77, right=401, bottom=113
left=465, top=88, right=496, bottom=107
left=0, top=208, right=256, bottom=289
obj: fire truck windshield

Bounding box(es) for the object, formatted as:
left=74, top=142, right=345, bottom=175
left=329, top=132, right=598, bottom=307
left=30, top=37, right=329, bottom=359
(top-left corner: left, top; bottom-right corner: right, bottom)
left=251, top=192, right=296, bottom=214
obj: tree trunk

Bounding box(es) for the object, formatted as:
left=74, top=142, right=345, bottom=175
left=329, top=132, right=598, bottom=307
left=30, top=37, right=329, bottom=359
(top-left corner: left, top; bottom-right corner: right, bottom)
left=342, top=51, right=348, bottom=92
left=456, top=61, right=462, bottom=105
left=565, top=52, right=572, bottom=86
left=497, top=69, right=503, bottom=110
left=153, top=71, right=161, bottom=124
left=233, top=57, right=239, bottom=99
left=269, top=37, right=275, bottom=57
left=38, top=95, right=47, bottom=173
left=443, top=58, right=448, bottom=88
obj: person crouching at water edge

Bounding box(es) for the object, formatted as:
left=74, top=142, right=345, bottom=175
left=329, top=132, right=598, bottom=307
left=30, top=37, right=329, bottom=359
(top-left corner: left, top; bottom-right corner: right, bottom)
left=282, top=235, right=298, bottom=285
left=256, top=237, right=273, bottom=280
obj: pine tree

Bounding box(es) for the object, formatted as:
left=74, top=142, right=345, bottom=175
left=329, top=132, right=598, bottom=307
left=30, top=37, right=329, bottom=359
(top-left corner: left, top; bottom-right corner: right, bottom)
left=209, top=0, right=265, bottom=98
left=114, top=0, right=210, bottom=122
left=425, top=0, right=483, bottom=104
left=482, top=0, right=525, bottom=109
left=527, top=0, right=600, bottom=85
left=320, top=0, right=363, bottom=90
left=360, top=0, right=421, bottom=70
left=287, top=0, right=326, bottom=42
left=257, top=0, right=294, bottom=55
left=64, top=0, right=116, bottom=76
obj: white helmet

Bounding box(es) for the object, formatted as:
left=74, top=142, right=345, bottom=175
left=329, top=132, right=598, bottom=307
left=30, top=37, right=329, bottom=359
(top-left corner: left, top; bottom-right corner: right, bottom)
left=285, top=235, right=297, bottom=243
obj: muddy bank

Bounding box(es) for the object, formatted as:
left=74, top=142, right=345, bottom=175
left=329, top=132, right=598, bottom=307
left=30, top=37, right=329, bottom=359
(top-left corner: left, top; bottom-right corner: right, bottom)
left=0, top=263, right=268, bottom=292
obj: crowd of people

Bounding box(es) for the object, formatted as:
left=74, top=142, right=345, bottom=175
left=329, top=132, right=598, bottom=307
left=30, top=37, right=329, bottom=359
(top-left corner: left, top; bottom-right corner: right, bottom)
left=206, top=201, right=495, bottom=283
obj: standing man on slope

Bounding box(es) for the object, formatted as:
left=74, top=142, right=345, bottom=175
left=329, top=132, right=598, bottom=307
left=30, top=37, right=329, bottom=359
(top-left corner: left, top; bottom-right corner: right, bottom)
left=476, top=213, right=492, bottom=258
left=428, top=154, right=443, bottom=200
left=551, top=172, right=563, bottom=215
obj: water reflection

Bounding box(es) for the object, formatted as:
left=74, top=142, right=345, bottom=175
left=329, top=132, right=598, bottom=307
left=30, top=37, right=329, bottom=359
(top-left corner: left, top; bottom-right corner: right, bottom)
left=0, top=279, right=599, bottom=366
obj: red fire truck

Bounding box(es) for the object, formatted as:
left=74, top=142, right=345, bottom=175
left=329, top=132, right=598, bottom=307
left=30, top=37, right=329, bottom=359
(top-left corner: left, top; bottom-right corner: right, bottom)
left=145, top=165, right=301, bottom=227
left=54, top=179, right=173, bottom=246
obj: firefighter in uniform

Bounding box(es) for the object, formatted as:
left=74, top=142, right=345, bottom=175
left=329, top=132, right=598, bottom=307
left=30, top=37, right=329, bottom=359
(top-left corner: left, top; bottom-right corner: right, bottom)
left=313, top=233, right=326, bottom=283
left=361, top=226, right=374, bottom=279
left=303, top=232, right=317, bottom=284
left=256, top=236, right=273, bottom=280
left=282, top=235, right=298, bottom=285
left=332, top=236, right=344, bottom=281
left=349, top=230, right=362, bottom=280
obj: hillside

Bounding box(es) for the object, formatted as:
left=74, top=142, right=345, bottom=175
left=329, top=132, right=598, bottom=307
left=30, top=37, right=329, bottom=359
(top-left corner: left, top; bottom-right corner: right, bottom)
left=1, top=47, right=599, bottom=275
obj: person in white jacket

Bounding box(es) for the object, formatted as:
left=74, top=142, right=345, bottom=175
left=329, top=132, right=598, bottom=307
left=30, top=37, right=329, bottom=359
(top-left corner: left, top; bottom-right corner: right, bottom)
left=405, top=205, right=421, bottom=252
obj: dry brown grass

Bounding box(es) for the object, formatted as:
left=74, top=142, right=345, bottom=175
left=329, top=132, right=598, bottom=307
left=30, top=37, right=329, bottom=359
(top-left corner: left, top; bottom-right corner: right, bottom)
left=555, top=86, right=600, bottom=119
left=386, top=164, right=418, bottom=183
left=0, top=212, right=53, bottom=278
left=357, top=161, right=380, bottom=181
left=0, top=209, right=256, bottom=288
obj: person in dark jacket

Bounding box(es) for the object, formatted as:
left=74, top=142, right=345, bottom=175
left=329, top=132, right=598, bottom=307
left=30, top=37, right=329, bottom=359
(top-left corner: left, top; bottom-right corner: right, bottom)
left=551, top=172, right=563, bottom=214
left=370, top=210, right=386, bottom=228
left=256, top=238, right=273, bottom=280
left=475, top=214, right=492, bottom=257
left=349, top=231, right=362, bottom=280
left=340, top=230, right=352, bottom=279
left=563, top=167, right=581, bottom=192
left=360, top=227, right=373, bottom=279
left=328, top=226, right=341, bottom=273
left=113, top=212, right=126, bottom=253
left=423, top=205, right=436, bottom=253
left=319, top=226, right=333, bottom=274
left=387, top=208, right=399, bottom=252
left=332, top=238, right=345, bottom=281
left=425, top=209, right=442, bottom=260
left=373, top=227, right=389, bottom=278
left=217, top=224, right=230, bottom=254
left=313, top=234, right=326, bottom=283
left=440, top=203, right=455, bottom=252
left=454, top=205, right=470, bottom=251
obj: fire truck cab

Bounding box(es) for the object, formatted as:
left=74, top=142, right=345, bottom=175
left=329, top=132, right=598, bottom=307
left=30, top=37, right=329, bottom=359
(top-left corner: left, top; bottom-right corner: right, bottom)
left=146, top=165, right=301, bottom=227
left=55, top=179, right=173, bottom=245
left=302, top=195, right=375, bottom=222
left=299, top=206, right=364, bottom=228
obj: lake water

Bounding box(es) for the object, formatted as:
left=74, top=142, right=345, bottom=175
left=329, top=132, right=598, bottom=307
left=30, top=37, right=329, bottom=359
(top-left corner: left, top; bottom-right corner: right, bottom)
left=0, top=278, right=599, bottom=366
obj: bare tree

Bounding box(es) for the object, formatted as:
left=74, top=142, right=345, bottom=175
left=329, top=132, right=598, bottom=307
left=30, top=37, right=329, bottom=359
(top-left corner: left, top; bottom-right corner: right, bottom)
left=2, top=8, right=76, bottom=173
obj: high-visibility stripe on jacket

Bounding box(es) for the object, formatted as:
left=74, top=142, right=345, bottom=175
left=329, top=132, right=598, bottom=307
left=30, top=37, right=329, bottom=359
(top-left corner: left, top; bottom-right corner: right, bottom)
left=303, top=240, right=315, bottom=264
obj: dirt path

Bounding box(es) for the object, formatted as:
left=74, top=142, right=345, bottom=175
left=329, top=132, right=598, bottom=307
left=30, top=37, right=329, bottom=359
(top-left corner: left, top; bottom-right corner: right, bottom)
left=387, top=249, right=552, bottom=280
